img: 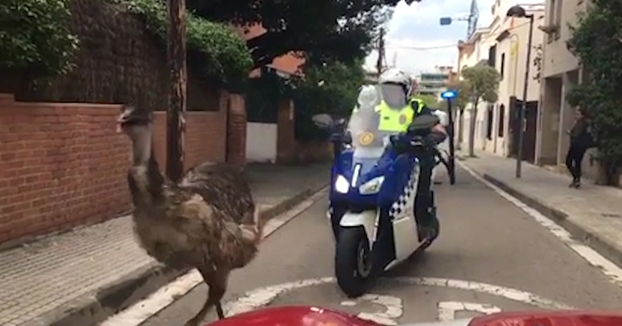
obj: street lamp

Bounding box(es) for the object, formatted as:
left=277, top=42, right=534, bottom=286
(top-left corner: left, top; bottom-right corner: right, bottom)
left=506, top=5, right=534, bottom=179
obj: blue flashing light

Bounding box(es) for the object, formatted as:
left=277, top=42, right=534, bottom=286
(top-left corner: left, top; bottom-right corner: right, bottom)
left=441, top=90, right=457, bottom=99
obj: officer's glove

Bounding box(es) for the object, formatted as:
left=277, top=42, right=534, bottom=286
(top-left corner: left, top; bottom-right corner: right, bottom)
left=329, top=133, right=342, bottom=143
left=389, top=133, right=412, bottom=148
left=427, top=132, right=447, bottom=146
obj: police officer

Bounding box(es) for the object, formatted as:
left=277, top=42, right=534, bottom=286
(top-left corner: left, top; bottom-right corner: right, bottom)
left=375, top=68, right=447, bottom=239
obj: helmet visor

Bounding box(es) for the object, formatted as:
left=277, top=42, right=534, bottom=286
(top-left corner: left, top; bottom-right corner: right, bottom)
left=380, top=83, right=407, bottom=109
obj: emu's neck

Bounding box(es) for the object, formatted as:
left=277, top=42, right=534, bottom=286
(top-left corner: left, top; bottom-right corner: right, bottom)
left=127, top=126, right=165, bottom=206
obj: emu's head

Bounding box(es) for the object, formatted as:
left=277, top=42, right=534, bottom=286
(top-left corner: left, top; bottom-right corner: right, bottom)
left=117, top=106, right=153, bottom=165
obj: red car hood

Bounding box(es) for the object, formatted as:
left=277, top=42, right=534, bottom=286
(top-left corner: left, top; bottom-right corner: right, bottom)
left=206, top=306, right=622, bottom=326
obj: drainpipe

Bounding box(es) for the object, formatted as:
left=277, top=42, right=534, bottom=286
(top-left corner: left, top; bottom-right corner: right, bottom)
left=508, top=34, right=520, bottom=157
left=509, top=34, right=520, bottom=96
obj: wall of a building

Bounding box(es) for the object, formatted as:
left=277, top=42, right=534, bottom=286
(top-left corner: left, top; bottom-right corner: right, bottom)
left=535, top=0, right=597, bottom=179
left=246, top=123, right=278, bottom=163
left=456, top=2, right=545, bottom=158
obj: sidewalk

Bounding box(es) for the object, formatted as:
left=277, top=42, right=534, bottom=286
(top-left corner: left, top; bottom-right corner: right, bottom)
left=0, top=163, right=329, bottom=326
left=459, top=151, right=622, bottom=269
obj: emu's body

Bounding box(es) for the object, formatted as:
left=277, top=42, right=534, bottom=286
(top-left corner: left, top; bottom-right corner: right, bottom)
left=121, top=109, right=262, bottom=326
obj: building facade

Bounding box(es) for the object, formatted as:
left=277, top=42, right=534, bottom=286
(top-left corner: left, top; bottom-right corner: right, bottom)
left=417, top=66, right=453, bottom=98
left=455, top=0, right=545, bottom=159
left=535, top=0, right=595, bottom=177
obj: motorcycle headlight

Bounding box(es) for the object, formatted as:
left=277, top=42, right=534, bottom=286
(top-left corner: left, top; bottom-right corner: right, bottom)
left=358, top=176, right=385, bottom=194
left=334, top=175, right=350, bottom=194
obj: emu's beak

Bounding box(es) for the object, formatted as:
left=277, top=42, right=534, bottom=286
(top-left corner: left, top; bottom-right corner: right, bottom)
left=116, top=108, right=132, bottom=133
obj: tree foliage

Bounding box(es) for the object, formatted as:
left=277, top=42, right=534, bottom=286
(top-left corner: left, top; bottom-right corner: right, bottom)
left=461, top=65, right=500, bottom=104
left=566, top=0, right=622, bottom=185
left=453, top=81, right=471, bottom=112
left=417, top=94, right=440, bottom=108
left=445, top=79, right=471, bottom=149
left=0, top=0, right=79, bottom=78
left=460, top=65, right=500, bottom=156
left=187, top=0, right=416, bottom=68
left=116, top=0, right=253, bottom=81
left=0, top=0, right=254, bottom=83
left=293, top=60, right=366, bottom=141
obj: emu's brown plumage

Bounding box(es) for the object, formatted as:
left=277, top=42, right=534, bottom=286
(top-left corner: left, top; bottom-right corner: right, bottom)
left=118, top=106, right=263, bottom=326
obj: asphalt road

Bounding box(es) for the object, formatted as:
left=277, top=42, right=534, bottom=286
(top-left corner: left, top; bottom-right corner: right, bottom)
left=137, top=167, right=622, bottom=326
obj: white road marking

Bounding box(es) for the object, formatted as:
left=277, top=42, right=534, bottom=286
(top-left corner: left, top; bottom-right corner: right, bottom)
left=340, top=294, right=403, bottom=325
left=223, top=276, right=572, bottom=317
left=437, top=301, right=501, bottom=322
left=99, top=188, right=328, bottom=326
left=458, top=162, right=622, bottom=288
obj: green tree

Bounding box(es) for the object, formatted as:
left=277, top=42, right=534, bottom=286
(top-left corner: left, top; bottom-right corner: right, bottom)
left=293, top=60, right=366, bottom=141
left=566, top=0, right=622, bottom=185
left=454, top=81, right=471, bottom=112
left=115, top=0, right=253, bottom=81
left=0, top=0, right=79, bottom=79
left=461, top=65, right=500, bottom=157
left=187, top=0, right=421, bottom=68
left=417, top=94, right=440, bottom=108
left=0, top=0, right=254, bottom=85
left=446, top=80, right=471, bottom=149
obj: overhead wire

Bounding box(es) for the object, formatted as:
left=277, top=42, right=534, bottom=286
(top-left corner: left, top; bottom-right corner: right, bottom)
left=384, top=20, right=532, bottom=51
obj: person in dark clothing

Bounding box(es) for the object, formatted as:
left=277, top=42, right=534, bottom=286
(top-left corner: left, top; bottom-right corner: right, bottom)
left=565, top=108, right=594, bottom=188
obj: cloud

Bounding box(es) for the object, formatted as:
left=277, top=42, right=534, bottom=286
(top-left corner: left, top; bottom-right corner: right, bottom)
left=365, top=0, right=544, bottom=74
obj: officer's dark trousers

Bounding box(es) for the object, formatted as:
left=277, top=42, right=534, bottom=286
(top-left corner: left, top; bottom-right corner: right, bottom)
left=414, top=150, right=434, bottom=227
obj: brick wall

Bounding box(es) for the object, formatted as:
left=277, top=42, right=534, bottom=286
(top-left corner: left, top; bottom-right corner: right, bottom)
left=275, top=99, right=332, bottom=164
left=226, top=93, right=247, bottom=165
left=276, top=99, right=296, bottom=163
left=0, top=93, right=232, bottom=245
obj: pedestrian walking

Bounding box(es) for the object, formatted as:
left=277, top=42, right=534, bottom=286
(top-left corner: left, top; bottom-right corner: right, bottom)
left=565, top=108, right=596, bottom=188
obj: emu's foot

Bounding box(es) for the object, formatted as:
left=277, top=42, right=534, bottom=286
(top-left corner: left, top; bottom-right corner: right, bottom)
left=182, top=302, right=225, bottom=326
left=216, top=302, right=225, bottom=319
left=183, top=317, right=201, bottom=326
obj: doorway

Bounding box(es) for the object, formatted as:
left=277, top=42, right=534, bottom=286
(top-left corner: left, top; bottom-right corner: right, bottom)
left=509, top=96, right=538, bottom=163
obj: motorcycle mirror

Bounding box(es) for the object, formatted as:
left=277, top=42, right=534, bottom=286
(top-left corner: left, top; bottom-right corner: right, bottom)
left=409, top=114, right=441, bottom=131
left=312, top=114, right=333, bottom=129
left=342, top=132, right=352, bottom=144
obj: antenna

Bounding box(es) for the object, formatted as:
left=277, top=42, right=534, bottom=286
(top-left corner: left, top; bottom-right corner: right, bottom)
left=466, top=0, right=479, bottom=38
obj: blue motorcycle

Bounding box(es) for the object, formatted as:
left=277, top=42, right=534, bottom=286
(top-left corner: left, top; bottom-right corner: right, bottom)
left=312, top=85, right=441, bottom=297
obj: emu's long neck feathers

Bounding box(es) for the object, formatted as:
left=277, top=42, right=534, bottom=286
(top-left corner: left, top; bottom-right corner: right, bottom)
left=131, top=125, right=152, bottom=166
left=128, top=125, right=165, bottom=203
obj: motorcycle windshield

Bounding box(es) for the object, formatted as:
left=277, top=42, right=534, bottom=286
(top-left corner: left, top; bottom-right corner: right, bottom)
left=348, top=84, right=406, bottom=175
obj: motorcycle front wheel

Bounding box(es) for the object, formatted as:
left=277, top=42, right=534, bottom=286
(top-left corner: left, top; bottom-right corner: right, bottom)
left=335, top=227, right=372, bottom=297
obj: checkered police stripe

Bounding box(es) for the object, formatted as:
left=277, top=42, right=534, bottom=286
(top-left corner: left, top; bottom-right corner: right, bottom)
left=389, top=163, right=419, bottom=217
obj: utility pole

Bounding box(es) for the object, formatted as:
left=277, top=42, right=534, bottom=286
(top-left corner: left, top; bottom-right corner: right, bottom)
left=166, top=0, right=187, bottom=182
left=376, top=27, right=385, bottom=76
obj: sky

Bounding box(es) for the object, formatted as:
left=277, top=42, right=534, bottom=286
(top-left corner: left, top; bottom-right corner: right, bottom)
left=363, top=0, right=543, bottom=75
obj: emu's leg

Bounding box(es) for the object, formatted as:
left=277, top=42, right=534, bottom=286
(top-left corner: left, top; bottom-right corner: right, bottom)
left=183, top=267, right=229, bottom=326
left=216, top=302, right=225, bottom=319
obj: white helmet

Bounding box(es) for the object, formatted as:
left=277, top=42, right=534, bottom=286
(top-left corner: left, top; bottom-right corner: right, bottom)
left=378, top=68, right=412, bottom=97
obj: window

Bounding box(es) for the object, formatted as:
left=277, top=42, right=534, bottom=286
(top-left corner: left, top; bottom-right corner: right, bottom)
left=486, top=105, right=494, bottom=140
left=488, top=45, right=497, bottom=67
left=499, top=53, right=505, bottom=78
left=547, top=0, right=562, bottom=42
left=554, top=0, right=562, bottom=26
left=546, top=0, right=561, bottom=25
left=498, top=104, right=505, bottom=137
